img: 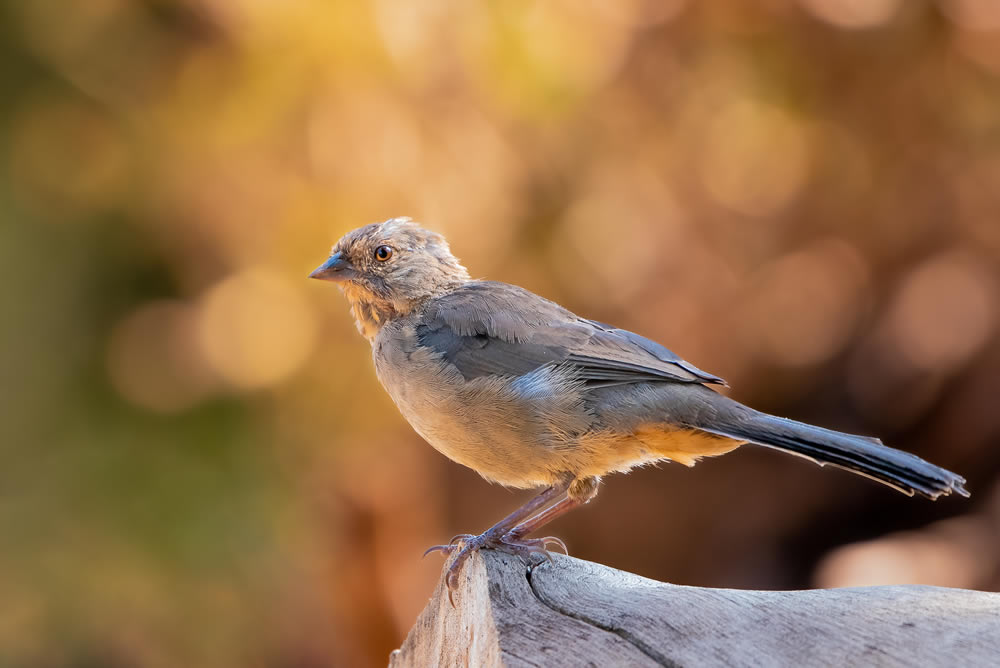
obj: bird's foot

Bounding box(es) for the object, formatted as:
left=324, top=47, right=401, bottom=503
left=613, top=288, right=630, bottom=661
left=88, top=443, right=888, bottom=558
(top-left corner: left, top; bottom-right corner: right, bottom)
left=423, top=529, right=568, bottom=605
left=421, top=533, right=475, bottom=558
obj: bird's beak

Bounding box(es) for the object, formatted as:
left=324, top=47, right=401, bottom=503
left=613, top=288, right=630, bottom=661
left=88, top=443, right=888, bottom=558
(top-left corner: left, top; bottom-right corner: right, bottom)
left=309, top=251, right=356, bottom=282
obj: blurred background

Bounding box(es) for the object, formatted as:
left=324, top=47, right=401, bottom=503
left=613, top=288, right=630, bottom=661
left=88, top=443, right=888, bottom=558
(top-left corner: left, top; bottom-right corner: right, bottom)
left=3, top=0, right=1000, bottom=665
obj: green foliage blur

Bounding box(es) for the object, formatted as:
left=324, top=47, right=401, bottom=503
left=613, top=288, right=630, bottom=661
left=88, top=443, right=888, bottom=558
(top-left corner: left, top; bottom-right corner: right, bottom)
left=3, top=1, right=1000, bottom=666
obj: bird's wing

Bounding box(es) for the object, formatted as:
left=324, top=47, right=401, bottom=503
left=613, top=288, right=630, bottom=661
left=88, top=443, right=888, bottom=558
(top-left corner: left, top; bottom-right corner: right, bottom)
left=416, top=281, right=726, bottom=387
left=570, top=319, right=726, bottom=386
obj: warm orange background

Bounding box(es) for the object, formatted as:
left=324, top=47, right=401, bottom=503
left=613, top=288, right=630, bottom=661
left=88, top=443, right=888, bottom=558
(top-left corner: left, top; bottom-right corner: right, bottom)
left=4, top=1, right=1000, bottom=666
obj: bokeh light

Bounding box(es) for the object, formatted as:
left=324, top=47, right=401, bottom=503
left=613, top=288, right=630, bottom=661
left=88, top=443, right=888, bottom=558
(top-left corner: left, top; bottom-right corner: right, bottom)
left=699, top=99, right=812, bottom=217
left=107, top=300, right=215, bottom=413
left=887, top=250, right=997, bottom=372
left=197, top=268, right=319, bottom=390
left=939, top=0, right=1000, bottom=31
left=3, top=2, right=999, bottom=666
left=798, top=0, right=903, bottom=30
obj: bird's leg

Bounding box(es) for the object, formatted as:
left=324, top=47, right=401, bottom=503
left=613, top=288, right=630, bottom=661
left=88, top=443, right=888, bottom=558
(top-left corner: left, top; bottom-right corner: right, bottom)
left=503, top=476, right=600, bottom=554
left=500, top=497, right=580, bottom=555
left=423, top=479, right=570, bottom=558
left=423, top=477, right=573, bottom=602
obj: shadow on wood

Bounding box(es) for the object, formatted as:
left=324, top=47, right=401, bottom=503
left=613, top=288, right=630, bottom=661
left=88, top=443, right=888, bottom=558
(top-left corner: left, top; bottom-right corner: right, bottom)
left=390, top=550, right=1000, bottom=667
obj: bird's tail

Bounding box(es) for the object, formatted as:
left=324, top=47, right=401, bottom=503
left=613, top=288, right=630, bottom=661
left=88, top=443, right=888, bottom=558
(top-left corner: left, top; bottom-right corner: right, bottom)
left=694, top=399, right=969, bottom=500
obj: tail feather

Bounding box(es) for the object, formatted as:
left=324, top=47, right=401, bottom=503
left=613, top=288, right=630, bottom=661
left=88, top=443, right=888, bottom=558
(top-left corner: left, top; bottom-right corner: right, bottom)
left=699, top=408, right=969, bottom=500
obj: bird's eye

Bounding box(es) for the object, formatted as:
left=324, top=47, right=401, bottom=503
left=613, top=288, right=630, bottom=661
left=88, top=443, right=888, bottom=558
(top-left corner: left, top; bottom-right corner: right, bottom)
left=374, top=245, right=393, bottom=262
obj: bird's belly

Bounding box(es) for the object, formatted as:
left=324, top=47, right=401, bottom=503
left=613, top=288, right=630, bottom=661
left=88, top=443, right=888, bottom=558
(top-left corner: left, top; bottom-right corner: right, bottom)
left=372, top=333, right=741, bottom=486
left=385, top=382, right=558, bottom=487
left=374, top=351, right=591, bottom=488
left=569, top=425, right=743, bottom=479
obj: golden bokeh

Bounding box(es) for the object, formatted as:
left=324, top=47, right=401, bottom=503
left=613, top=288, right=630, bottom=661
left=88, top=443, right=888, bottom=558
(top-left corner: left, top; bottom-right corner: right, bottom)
left=798, top=0, right=903, bottom=29
left=700, top=99, right=812, bottom=217
left=107, top=300, right=215, bottom=413
left=197, top=268, right=320, bottom=390
left=3, top=2, right=1000, bottom=666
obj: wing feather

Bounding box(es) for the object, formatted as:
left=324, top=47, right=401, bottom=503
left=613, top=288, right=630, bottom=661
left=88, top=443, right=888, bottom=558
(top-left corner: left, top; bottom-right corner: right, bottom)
left=415, top=281, right=726, bottom=387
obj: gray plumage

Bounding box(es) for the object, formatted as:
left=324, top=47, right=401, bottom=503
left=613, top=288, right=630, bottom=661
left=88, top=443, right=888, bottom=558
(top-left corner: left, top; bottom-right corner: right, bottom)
left=311, top=217, right=968, bottom=594
left=384, top=277, right=964, bottom=499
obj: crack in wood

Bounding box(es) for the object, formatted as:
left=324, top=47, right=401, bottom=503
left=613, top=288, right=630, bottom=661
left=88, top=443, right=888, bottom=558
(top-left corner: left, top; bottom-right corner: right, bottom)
left=502, top=650, right=543, bottom=667
left=524, top=563, right=682, bottom=668
left=392, top=551, right=1000, bottom=667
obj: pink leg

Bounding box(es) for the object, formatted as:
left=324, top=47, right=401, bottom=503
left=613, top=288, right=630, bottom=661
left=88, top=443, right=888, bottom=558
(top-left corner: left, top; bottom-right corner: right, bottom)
left=502, top=495, right=585, bottom=555
left=424, top=479, right=576, bottom=604
left=422, top=479, right=570, bottom=559
left=504, top=476, right=600, bottom=555
left=426, top=476, right=598, bottom=605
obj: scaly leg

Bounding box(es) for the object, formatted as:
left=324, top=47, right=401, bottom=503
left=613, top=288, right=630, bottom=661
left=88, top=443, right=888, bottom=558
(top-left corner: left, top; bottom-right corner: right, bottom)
left=423, top=478, right=572, bottom=602
left=500, top=496, right=581, bottom=555
left=425, top=476, right=599, bottom=604
left=502, top=476, right=601, bottom=555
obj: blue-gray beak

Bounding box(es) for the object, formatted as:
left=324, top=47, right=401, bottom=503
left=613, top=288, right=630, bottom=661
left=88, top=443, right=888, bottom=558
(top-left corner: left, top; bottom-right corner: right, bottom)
left=309, top=251, right=356, bottom=282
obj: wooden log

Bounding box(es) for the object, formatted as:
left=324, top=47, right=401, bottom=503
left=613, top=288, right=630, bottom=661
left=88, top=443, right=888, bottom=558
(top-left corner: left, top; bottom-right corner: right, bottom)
left=389, top=550, right=1000, bottom=667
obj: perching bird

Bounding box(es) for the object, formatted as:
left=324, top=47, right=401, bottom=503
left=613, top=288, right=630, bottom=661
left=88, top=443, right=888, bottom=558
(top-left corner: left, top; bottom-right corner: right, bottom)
left=310, top=217, right=968, bottom=596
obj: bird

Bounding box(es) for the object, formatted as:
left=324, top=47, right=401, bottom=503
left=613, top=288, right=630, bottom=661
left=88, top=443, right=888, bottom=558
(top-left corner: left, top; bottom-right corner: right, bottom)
left=310, top=216, right=969, bottom=598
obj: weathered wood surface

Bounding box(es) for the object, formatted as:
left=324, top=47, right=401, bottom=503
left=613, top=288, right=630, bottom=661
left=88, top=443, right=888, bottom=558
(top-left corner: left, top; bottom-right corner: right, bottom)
left=389, top=549, right=1000, bottom=667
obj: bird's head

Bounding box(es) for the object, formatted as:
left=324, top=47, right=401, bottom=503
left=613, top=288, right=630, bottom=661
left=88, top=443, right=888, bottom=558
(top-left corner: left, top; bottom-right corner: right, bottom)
left=310, top=217, right=470, bottom=339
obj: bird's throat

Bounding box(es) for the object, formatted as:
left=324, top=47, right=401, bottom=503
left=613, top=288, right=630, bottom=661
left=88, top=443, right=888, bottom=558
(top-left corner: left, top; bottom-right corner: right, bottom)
left=340, top=283, right=397, bottom=341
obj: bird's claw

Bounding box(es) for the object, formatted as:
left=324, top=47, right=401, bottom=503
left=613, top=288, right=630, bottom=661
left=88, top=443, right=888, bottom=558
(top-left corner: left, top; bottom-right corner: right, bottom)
left=421, top=533, right=475, bottom=558
left=426, top=530, right=569, bottom=606
left=526, top=535, right=569, bottom=557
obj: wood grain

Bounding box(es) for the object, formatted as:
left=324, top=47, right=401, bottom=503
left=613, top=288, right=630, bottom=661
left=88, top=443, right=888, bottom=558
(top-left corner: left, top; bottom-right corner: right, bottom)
left=389, top=550, right=1000, bottom=667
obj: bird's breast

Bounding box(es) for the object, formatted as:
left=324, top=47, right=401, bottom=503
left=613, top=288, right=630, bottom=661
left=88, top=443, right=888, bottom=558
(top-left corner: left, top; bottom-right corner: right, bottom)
left=372, top=324, right=596, bottom=488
